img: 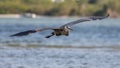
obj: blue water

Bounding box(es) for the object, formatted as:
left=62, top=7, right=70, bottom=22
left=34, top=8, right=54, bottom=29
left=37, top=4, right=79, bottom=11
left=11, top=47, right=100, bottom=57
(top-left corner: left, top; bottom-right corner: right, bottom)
left=0, top=17, right=120, bottom=46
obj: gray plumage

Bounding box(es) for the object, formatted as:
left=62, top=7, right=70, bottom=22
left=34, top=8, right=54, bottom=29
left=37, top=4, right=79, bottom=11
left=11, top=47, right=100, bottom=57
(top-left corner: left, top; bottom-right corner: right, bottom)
left=10, top=14, right=109, bottom=38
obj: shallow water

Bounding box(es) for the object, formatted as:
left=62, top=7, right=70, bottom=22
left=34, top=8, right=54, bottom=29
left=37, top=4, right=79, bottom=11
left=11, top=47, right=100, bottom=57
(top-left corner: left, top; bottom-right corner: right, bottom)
left=0, top=17, right=120, bottom=46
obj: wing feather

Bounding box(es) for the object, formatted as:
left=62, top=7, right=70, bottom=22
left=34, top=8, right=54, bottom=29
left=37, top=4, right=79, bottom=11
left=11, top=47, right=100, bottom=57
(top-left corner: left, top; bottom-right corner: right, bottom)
left=10, top=28, right=54, bottom=37
left=60, top=14, right=109, bottom=28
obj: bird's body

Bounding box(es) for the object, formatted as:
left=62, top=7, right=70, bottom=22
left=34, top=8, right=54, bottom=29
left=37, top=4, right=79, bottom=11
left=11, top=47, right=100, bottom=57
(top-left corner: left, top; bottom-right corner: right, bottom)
left=53, top=29, right=69, bottom=36
left=10, top=14, right=109, bottom=38
left=46, top=26, right=70, bottom=38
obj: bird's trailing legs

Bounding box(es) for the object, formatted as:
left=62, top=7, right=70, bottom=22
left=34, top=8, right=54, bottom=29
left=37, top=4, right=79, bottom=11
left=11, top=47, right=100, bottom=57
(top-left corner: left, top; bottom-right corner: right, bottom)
left=45, top=32, right=54, bottom=38
left=45, top=34, right=54, bottom=38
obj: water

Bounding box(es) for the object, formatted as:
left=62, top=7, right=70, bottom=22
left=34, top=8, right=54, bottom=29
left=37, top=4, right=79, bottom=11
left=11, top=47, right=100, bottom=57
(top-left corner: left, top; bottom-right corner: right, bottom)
left=0, top=17, right=120, bottom=68
left=0, top=47, right=120, bottom=68
left=0, top=17, right=120, bottom=46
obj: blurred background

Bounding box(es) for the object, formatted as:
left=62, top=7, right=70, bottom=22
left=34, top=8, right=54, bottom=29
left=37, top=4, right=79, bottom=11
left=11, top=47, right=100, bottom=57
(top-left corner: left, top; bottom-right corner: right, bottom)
left=0, top=0, right=119, bottom=17
left=0, top=0, right=120, bottom=68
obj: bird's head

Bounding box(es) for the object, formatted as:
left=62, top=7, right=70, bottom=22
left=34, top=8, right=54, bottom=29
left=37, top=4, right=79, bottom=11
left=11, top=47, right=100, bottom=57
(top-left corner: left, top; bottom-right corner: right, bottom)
left=64, top=26, right=73, bottom=31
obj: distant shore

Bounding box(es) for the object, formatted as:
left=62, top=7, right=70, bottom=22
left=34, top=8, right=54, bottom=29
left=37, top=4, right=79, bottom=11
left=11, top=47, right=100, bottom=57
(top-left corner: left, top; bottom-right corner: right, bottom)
left=0, top=14, right=21, bottom=18
left=0, top=13, right=119, bottom=18
left=0, top=14, right=78, bottom=18
left=0, top=13, right=37, bottom=18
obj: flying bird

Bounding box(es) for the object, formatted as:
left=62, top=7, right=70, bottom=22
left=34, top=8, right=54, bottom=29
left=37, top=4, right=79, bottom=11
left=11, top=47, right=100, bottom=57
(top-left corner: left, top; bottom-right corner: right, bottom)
left=10, top=14, right=109, bottom=38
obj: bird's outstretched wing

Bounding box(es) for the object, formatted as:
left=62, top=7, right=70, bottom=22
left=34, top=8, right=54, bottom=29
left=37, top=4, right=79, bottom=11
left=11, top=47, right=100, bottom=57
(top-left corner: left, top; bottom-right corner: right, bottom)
left=10, top=28, right=54, bottom=37
left=60, top=14, right=109, bottom=28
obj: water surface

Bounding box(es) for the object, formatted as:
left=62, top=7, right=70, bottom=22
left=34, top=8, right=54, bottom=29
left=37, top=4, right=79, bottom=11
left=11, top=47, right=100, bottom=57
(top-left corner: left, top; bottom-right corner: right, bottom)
left=0, top=17, right=120, bottom=46
left=0, top=17, right=120, bottom=68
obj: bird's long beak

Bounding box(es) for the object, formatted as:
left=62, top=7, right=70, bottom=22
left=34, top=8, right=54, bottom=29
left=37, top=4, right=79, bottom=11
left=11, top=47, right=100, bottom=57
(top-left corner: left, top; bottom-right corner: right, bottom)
left=68, top=28, right=73, bottom=31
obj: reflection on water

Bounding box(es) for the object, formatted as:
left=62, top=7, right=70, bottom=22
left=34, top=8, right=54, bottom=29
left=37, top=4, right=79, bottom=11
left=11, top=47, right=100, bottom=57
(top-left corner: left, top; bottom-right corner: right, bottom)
left=0, top=17, right=120, bottom=46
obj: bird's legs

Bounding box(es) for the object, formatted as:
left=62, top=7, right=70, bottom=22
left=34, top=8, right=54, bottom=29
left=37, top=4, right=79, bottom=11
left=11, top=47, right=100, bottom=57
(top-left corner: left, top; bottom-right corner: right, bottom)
left=45, top=32, right=54, bottom=38
left=45, top=34, right=54, bottom=38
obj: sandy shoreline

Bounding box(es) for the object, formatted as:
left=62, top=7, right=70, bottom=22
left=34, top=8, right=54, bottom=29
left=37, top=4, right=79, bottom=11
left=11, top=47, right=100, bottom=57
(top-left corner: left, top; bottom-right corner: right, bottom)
left=0, top=14, right=21, bottom=18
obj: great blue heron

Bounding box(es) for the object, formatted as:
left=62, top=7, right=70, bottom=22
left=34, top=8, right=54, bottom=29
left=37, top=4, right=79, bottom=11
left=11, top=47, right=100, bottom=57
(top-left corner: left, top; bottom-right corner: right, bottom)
left=10, top=14, right=109, bottom=38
